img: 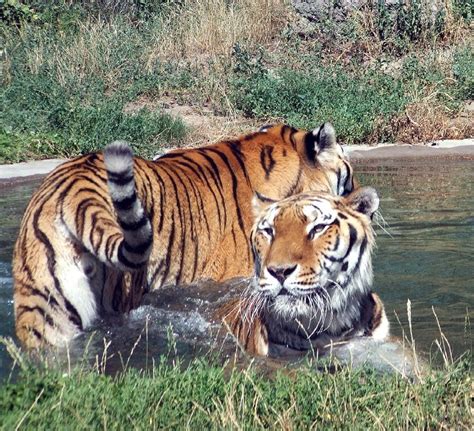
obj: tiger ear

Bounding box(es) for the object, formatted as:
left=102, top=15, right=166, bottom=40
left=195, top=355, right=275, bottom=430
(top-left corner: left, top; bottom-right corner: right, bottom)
left=346, top=187, right=379, bottom=219
left=252, top=192, right=276, bottom=219
left=312, top=122, right=337, bottom=154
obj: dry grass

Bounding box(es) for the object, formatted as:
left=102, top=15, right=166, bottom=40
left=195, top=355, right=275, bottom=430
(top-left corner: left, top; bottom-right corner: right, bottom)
left=383, top=100, right=474, bottom=144
left=124, top=95, right=261, bottom=148
left=19, top=19, right=143, bottom=92
left=144, top=0, right=290, bottom=67
left=322, top=0, right=473, bottom=64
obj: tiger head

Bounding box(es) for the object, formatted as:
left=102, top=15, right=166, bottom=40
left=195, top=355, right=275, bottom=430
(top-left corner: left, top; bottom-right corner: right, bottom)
left=251, top=122, right=354, bottom=201
left=249, top=187, right=380, bottom=340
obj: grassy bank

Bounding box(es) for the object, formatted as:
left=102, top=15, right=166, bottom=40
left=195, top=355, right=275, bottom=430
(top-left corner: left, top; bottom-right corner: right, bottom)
left=1, top=0, right=473, bottom=163
left=0, top=356, right=471, bottom=429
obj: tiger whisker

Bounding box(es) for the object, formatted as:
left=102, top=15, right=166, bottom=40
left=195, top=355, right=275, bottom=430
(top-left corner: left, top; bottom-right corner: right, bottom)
left=374, top=210, right=393, bottom=238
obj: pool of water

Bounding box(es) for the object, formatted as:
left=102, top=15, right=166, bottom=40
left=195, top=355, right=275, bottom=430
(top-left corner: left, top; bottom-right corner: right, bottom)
left=0, top=157, right=472, bottom=380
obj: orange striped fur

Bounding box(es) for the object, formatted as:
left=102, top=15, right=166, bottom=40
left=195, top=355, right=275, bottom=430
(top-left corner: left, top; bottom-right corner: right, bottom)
left=13, top=123, right=354, bottom=348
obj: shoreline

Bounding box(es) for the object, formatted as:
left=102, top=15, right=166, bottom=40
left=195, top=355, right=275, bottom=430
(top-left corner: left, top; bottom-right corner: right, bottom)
left=1, top=140, right=473, bottom=183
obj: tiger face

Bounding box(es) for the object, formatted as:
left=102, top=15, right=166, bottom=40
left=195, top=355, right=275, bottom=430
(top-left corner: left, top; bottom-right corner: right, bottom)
left=249, top=187, right=383, bottom=343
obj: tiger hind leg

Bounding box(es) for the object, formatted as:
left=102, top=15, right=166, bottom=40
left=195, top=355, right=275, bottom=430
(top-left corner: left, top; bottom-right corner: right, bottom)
left=14, top=238, right=101, bottom=349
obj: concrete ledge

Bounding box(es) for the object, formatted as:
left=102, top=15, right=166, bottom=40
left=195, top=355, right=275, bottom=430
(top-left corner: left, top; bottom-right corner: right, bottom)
left=0, top=159, right=66, bottom=180
left=0, top=139, right=473, bottom=181
left=344, top=139, right=474, bottom=160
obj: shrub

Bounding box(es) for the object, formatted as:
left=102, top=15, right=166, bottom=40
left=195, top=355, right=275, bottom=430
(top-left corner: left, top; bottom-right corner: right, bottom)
left=231, top=48, right=407, bottom=144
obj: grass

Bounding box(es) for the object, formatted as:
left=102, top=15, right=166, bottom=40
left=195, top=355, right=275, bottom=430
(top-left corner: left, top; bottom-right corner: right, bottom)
left=1, top=1, right=473, bottom=163
left=0, top=10, right=187, bottom=163
left=0, top=353, right=471, bottom=430
left=229, top=44, right=474, bottom=144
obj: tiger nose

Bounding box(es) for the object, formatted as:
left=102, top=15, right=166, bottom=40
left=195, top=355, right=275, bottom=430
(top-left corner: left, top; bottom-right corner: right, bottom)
left=267, top=265, right=297, bottom=284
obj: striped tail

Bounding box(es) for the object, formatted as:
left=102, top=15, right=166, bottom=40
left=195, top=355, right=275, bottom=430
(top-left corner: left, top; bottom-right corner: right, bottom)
left=104, top=141, right=153, bottom=271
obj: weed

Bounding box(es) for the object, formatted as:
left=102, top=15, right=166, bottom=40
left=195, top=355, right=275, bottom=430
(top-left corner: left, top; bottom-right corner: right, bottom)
left=231, top=49, right=408, bottom=144
left=0, top=354, right=470, bottom=429
left=0, top=16, right=186, bottom=163
left=0, top=0, right=472, bottom=163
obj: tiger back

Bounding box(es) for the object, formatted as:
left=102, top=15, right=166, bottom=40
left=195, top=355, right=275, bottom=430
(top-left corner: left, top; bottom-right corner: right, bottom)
left=13, top=123, right=355, bottom=348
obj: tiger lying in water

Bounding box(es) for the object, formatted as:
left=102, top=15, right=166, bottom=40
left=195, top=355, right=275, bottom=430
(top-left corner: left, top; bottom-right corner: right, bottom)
left=13, top=123, right=355, bottom=348
left=217, top=187, right=389, bottom=356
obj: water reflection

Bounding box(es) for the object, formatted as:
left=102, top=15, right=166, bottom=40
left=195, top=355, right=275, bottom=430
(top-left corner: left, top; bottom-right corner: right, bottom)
left=354, top=157, right=473, bottom=361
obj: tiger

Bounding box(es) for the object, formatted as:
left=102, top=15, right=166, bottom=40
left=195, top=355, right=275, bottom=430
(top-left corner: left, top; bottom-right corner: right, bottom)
left=13, top=122, right=355, bottom=349
left=217, top=187, right=389, bottom=356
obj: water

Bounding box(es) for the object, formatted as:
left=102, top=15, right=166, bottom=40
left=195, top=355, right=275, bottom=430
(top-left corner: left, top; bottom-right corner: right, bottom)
left=354, top=157, right=473, bottom=361
left=0, top=157, right=472, bottom=380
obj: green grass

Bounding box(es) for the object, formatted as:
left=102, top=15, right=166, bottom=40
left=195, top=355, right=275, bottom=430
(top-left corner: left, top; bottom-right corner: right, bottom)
left=231, top=60, right=407, bottom=145
left=230, top=42, right=473, bottom=144
left=0, top=357, right=471, bottom=430
left=0, top=1, right=472, bottom=162
left=0, top=12, right=187, bottom=163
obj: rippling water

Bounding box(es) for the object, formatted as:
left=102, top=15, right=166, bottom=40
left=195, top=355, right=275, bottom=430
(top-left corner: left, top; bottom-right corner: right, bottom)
left=0, top=157, right=472, bottom=380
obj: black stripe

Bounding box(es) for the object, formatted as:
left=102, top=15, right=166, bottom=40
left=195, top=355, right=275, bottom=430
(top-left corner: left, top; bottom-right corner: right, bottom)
left=288, top=127, right=298, bottom=149
left=155, top=151, right=185, bottom=159
left=174, top=160, right=209, bottom=232
left=343, top=224, right=358, bottom=260
left=166, top=165, right=194, bottom=283
left=119, top=215, right=149, bottom=231
left=177, top=161, right=211, bottom=241
left=196, top=151, right=228, bottom=214
left=84, top=154, right=107, bottom=179
left=71, top=195, right=109, bottom=239
left=206, top=148, right=246, bottom=237
left=17, top=281, right=60, bottom=308
left=160, top=222, right=175, bottom=285
left=107, top=174, right=134, bottom=186
left=331, top=232, right=340, bottom=252
left=32, top=205, right=83, bottom=330
left=353, top=237, right=368, bottom=274
left=197, top=149, right=223, bottom=188
left=159, top=165, right=186, bottom=284
left=227, top=140, right=251, bottom=184
left=136, top=164, right=156, bottom=225
left=117, top=244, right=146, bottom=269
left=32, top=328, right=43, bottom=340
left=203, top=164, right=227, bottom=228
left=123, top=236, right=153, bottom=255
left=260, top=145, right=276, bottom=179
left=114, top=191, right=137, bottom=211
left=283, top=165, right=302, bottom=198
left=255, top=192, right=276, bottom=203
left=342, top=160, right=353, bottom=195
left=90, top=215, right=105, bottom=252
left=17, top=305, right=55, bottom=327
left=152, top=170, right=167, bottom=233
left=105, top=233, right=119, bottom=262
left=336, top=167, right=342, bottom=194
left=180, top=155, right=223, bottom=231
left=251, top=242, right=261, bottom=275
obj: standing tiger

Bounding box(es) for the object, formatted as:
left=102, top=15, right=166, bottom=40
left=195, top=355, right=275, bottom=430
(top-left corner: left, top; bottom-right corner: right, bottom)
left=217, top=187, right=389, bottom=356
left=13, top=123, right=355, bottom=348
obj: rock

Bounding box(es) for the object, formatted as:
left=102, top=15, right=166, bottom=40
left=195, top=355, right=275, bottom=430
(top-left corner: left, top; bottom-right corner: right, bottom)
left=291, top=0, right=445, bottom=24
left=291, top=0, right=366, bottom=22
